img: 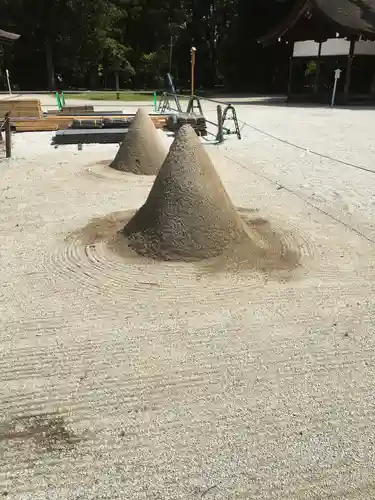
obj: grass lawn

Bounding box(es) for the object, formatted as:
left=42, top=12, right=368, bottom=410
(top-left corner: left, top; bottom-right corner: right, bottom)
left=67, top=92, right=154, bottom=101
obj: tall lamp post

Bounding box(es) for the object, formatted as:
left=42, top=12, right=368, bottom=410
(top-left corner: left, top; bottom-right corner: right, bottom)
left=191, top=46, right=196, bottom=96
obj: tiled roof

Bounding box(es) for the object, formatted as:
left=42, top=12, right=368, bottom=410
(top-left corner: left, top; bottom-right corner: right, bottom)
left=315, top=0, right=375, bottom=35
left=258, top=0, right=310, bottom=45
left=259, top=0, right=375, bottom=44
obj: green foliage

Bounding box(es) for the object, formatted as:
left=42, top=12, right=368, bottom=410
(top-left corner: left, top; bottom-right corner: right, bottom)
left=305, top=60, right=317, bottom=76
left=0, top=0, right=294, bottom=91
left=138, top=52, right=167, bottom=89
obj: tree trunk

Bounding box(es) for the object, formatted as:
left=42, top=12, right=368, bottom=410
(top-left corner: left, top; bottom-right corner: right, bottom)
left=45, top=38, right=55, bottom=90
left=115, top=71, right=120, bottom=99
left=89, top=70, right=99, bottom=89
left=209, top=44, right=218, bottom=87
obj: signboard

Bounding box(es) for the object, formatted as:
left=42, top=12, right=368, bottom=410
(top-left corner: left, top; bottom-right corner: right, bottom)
left=331, top=68, right=342, bottom=107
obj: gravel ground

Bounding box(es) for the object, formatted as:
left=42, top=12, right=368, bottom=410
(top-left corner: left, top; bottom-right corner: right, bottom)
left=1, top=97, right=375, bottom=499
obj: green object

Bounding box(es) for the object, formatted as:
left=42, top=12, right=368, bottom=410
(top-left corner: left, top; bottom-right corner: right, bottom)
left=56, top=91, right=62, bottom=111
left=153, top=91, right=157, bottom=112
left=61, top=92, right=65, bottom=107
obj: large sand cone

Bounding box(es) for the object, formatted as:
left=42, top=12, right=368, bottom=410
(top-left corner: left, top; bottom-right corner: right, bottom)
left=123, top=124, right=254, bottom=260
left=110, top=108, right=166, bottom=175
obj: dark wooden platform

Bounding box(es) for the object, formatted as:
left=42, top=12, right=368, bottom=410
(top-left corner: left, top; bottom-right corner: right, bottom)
left=52, top=128, right=128, bottom=145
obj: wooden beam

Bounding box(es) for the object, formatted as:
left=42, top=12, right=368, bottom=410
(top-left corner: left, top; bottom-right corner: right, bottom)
left=5, top=112, right=11, bottom=158
left=12, top=115, right=168, bottom=132
left=343, top=39, right=356, bottom=100
left=0, top=99, right=43, bottom=119
left=313, top=42, right=322, bottom=95
left=287, top=56, right=294, bottom=99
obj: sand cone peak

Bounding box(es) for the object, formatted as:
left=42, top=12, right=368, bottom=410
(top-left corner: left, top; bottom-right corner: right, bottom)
left=110, top=108, right=166, bottom=175
left=123, top=124, right=250, bottom=260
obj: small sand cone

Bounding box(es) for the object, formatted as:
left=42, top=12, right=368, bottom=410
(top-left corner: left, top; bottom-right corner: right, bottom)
left=110, top=108, right=166, bottom=175
left=123, top=124, right=254, bottom=260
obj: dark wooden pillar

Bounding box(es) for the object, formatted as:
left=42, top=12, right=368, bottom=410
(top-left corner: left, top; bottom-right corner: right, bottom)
left=371, top=69, right=375, bottom=96
left=287, top=56, right=294, bottom=100
left=343, top=39, right=356, bottom=101
left=5, top=112, right=11, bottom=158
left=313, top=42, right=323, bottom=96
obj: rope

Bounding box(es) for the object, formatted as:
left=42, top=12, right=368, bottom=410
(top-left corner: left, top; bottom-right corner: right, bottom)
left=224, top=153, right=375, bottom=246
left=0, top=116, right=9, bottom=131
left=165, top=91, right=375, bottom=176
left=238, top=119, right=375, bottom=176
left=171, top=92, right=375, bottom=176
left=162, top=91, right=375, bottom=242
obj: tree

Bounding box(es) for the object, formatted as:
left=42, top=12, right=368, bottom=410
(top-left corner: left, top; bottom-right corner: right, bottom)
left=0, top=0, right=296, bottom=92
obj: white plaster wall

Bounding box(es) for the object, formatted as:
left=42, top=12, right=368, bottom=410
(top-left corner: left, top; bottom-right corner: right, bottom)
left=293, top=38, right=375, bottom=58
left=320, top=39, right=350, bottom=56
left=293, top=41, right=319, bottom=57
left=355, top=40, right=375, bottom=55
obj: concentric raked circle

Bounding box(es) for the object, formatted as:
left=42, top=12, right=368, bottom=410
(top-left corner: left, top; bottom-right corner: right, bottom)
left=46, top=209, right=314, bottom=306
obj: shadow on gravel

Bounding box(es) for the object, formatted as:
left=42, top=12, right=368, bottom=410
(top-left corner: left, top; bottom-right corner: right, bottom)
left=0, top=413, right=80, bottom=452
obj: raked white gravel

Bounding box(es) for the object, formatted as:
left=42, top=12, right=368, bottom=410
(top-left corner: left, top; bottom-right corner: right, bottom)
left=1, top=97, right=375, bottom=499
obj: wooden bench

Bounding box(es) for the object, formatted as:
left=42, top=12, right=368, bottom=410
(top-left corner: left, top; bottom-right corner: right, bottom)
left=0, top=99, right=43, bottom=120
